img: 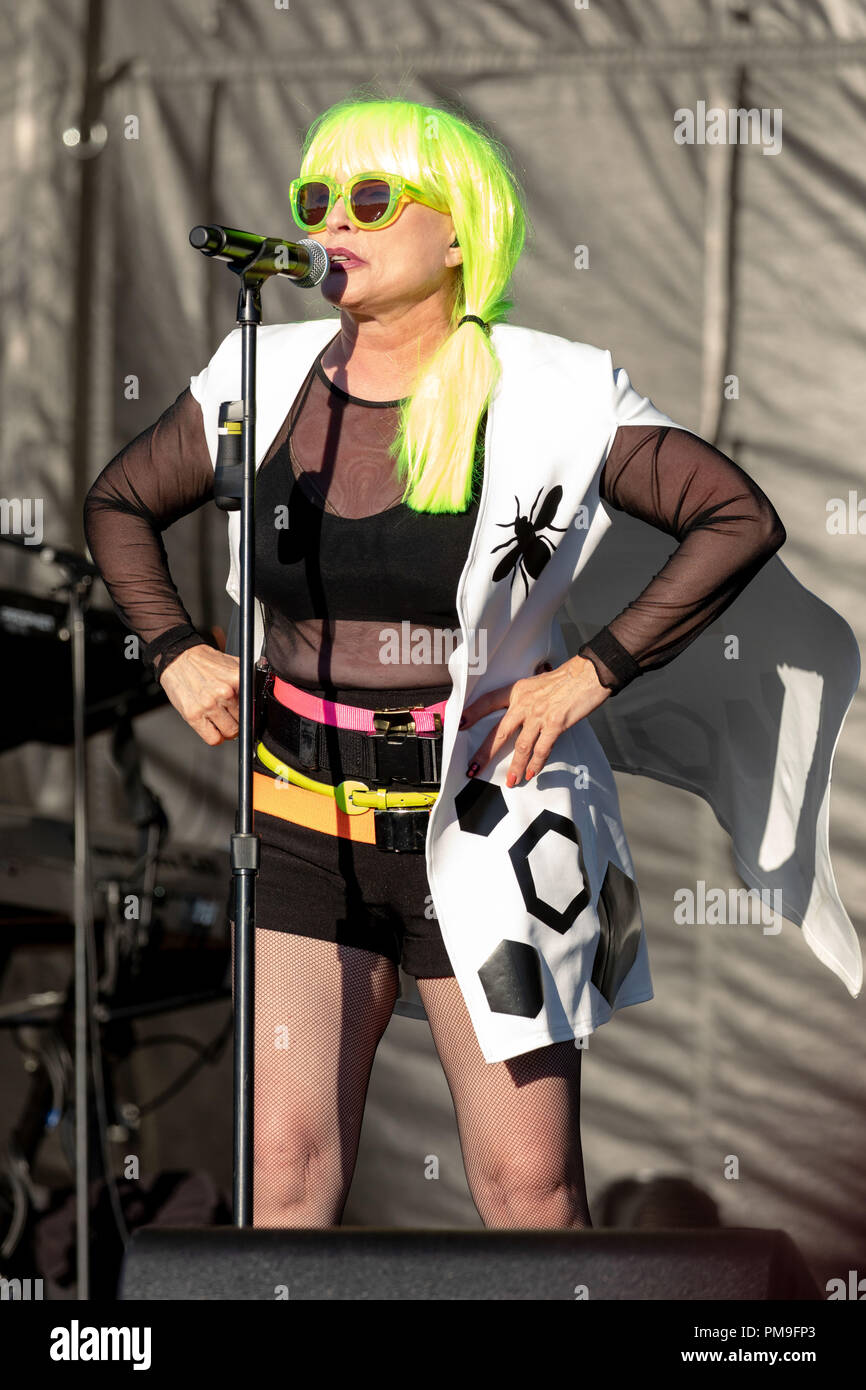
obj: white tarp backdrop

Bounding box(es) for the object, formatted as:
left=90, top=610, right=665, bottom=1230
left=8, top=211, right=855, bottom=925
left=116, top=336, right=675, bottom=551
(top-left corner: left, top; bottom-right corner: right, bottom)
left=1, top=0, right=864, bottom=1284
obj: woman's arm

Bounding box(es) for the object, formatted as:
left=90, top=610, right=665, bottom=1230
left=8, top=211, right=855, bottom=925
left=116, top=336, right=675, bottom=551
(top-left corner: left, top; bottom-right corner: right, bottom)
left=83, top=388, right=217, bottom=682
left=463, top=422, right=787, bottom=785
left=84, top=389, right=242, bottom=744
left=577, top=425, right=787, bottom=694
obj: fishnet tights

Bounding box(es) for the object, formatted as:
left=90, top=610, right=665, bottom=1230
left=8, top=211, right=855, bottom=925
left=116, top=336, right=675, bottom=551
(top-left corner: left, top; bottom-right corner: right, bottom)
left=235, top=926, right=591, bottom=1229
left=234, top=927, right=398, bottom=1227
left=417, top=975, right=592, bottom=1230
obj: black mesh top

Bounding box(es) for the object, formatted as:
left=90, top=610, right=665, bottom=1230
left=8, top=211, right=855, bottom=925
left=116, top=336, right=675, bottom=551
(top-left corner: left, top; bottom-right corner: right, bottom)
left=83, top=338, right=787, bottom=695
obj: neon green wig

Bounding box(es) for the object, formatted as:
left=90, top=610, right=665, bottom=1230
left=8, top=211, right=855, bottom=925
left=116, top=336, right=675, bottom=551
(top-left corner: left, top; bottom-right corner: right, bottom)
left=297, top=97, right=528, bottom=513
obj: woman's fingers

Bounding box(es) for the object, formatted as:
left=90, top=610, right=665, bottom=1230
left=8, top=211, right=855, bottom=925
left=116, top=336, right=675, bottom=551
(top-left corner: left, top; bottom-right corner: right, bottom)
left=515, top=725, right=567, bottom=784
left=197, top=716, right=237, bottom=746
left=465, top=705, right=526, bottom=778
left=190, top=690, right=239, bottom=743
left=192, top=703, right=239, bottom=745
left=199, top=703, right=239, bottom=742
left=465, top=657, right=611, bottom=782
left=196, top=718, right=224, bottom=747
left=158, top=644, right=241, bottom=745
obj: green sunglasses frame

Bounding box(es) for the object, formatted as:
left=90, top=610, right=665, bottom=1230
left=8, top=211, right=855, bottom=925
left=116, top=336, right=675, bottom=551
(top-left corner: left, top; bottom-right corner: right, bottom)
left=289, top=170, right=450, bottom=233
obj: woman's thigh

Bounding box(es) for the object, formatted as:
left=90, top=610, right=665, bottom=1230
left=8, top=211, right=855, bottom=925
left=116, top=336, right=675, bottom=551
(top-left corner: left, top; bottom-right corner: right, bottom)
left=416, top=975, right=588, bottom=1201
left=232, top=926, right=399, bottom=1177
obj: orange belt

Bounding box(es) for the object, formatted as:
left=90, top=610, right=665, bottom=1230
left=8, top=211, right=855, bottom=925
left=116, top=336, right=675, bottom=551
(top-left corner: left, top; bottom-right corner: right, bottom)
left=254, top=767, right=436, bottom=850
left=253, top=769, right=382, bottom=844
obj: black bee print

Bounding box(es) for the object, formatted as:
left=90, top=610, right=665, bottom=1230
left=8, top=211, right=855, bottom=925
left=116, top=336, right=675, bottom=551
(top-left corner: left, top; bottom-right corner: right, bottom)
left=490, top=486, right=569, bottom=596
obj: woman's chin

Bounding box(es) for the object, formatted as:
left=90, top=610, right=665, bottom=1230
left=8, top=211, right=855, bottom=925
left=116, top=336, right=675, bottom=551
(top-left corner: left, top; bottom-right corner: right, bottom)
left=321, top=286, right=368, bottom=312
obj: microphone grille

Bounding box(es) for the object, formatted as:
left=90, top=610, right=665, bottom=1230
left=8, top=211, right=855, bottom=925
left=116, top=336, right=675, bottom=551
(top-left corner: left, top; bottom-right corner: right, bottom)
left=293, top=238, right=329, bottom=288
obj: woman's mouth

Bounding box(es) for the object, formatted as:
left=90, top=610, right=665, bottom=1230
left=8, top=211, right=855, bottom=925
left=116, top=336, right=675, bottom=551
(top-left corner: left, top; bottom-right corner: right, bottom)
left=327, top=251, right=364, bottom=270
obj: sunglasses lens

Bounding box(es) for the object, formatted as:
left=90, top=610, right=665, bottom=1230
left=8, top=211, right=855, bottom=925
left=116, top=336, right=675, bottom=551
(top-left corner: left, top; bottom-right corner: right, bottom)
left=296, top=182, right=331, bottom=226
left=350, top=179, right=394, bottom=224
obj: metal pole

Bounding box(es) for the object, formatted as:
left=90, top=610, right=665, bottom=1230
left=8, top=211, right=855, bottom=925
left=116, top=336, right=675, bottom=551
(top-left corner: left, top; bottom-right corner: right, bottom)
left=71, top=578, right=92, bottom=1296
left=231, top=281, right=262, bottom=1225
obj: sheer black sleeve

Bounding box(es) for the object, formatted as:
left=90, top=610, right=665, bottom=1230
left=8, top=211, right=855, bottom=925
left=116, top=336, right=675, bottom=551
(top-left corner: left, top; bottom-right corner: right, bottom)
left=577, top=425, right=787, bottom=695
left=83, top=387, right=217, bottom=681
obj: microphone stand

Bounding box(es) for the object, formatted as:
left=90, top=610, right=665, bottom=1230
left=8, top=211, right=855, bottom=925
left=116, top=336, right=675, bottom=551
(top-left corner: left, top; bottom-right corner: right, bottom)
left=191, top=230, right=327, bottom=1224
left=228, top=268, right=261, bottom=1227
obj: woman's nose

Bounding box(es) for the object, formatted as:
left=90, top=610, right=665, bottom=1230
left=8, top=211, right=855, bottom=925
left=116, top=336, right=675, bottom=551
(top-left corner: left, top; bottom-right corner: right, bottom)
left=326, top=196, right=351, bottom=230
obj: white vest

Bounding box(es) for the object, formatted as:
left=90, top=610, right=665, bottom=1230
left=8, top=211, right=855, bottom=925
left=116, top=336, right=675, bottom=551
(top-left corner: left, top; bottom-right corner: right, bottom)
left=190, top=318, right=861, bottom=1064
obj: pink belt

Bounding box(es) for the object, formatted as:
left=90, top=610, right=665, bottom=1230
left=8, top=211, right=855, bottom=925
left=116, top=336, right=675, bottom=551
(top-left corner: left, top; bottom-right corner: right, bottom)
left=271, top=675, right=447, bottom=736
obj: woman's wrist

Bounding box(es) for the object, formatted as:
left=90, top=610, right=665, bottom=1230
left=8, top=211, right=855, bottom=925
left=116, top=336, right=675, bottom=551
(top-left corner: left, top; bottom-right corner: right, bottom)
left=561, top=651, right=615, bottom=699
left=576, top=628, right=642, bottom=694
left=153, top=634, right=211, bottom=685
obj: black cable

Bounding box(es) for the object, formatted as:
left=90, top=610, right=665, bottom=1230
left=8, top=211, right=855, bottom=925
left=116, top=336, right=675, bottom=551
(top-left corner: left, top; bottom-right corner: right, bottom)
left=26, top=1003, right=232, bottom=1244
left=133, top=1013, right=233, bottom=1118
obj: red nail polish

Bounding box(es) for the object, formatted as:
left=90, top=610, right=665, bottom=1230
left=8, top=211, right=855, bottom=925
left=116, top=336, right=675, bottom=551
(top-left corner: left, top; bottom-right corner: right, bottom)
left=466, top=761, right=479, bottom=778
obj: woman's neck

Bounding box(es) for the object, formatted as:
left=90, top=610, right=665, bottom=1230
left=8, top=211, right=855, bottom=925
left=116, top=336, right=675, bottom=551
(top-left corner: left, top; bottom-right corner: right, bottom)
left=321, top=301, right=455, bottom=399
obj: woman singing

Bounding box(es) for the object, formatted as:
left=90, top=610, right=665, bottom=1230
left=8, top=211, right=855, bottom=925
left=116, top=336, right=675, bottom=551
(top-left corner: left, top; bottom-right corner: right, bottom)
left=83, top=96, right=787, bottom=1231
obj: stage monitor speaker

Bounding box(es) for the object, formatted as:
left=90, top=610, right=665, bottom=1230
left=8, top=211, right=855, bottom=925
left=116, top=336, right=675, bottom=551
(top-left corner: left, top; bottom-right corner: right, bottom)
left=118, top=1226, right=821, bottom=1300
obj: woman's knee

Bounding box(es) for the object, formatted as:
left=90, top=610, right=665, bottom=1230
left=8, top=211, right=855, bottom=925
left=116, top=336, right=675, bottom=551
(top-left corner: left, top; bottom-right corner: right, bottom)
left=471, top=1166, right=590, bottom=1227
left=472, top=1145, right=579, bottom=1196
left=254, top=1117, right=339, bottom=1192
left=253, top=1117, right=352, bottom=1225
left=465, top=1142, right=590, bottom=1224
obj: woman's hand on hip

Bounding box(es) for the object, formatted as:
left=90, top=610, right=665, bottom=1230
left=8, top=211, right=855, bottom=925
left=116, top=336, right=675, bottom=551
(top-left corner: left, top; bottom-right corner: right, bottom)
left=158, top=645, right=240, bottom=745
left=460, top=655, right=612, bottom=786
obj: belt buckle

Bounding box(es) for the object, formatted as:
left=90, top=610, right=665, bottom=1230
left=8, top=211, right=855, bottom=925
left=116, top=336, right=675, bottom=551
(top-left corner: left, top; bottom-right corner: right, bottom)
left=373, top=806, right=430, bottom=853
left=371, top=706, right=443, bottom=738
left=372, top=707, right=416, bottom=738
left=370, top=705, right=442, bottom=785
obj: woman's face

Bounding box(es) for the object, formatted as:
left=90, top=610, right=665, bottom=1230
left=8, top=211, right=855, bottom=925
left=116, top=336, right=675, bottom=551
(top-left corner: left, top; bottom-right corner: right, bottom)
left=305, top=168, right=462, bottom=319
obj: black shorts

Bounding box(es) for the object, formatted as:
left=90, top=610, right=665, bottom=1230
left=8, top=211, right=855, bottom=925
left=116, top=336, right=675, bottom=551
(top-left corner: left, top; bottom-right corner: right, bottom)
left=249, top=677, right=455, bottom=979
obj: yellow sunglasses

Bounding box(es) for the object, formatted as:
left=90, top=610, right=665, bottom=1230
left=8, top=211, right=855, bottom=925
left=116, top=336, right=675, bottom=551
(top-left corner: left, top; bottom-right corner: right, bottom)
left=289, top=171, right=449, bottom=233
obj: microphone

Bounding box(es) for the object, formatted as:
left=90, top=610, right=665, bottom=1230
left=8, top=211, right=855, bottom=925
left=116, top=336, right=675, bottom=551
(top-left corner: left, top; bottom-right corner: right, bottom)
left=189, top=224, right=329, bottom=287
